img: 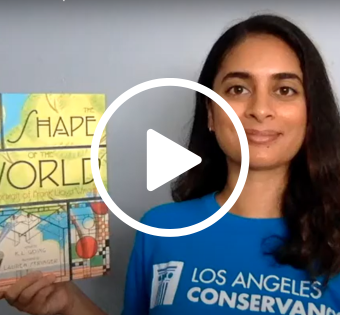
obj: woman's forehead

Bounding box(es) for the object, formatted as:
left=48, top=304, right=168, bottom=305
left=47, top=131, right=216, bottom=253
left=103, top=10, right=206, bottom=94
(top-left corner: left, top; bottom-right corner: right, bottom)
left=218, top=34, right=302, bottom=77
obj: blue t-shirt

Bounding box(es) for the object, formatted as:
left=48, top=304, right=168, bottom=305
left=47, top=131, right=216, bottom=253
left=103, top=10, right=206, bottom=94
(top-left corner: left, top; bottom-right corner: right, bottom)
left=122, top=193, right=340, bottom=314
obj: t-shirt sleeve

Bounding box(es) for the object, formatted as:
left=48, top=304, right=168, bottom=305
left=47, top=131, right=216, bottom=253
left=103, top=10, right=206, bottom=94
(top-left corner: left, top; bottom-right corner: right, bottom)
left=121, top=217, right=150, bottom=315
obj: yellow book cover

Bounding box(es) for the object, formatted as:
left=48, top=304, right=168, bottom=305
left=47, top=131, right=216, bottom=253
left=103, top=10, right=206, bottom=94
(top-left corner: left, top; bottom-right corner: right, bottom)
left=0, top=94, right=109, bottom=291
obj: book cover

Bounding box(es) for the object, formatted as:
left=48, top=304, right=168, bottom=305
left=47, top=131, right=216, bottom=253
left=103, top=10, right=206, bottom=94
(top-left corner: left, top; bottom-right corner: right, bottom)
left=0, top=94, right=109, bottom=292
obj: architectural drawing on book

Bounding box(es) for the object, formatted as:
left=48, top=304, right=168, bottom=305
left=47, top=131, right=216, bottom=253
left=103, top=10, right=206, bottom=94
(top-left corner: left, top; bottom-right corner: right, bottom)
left=0, top=94, right=109, bottom=291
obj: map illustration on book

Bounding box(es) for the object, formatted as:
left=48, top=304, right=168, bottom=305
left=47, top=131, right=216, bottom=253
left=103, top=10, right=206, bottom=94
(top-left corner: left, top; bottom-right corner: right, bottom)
left=0, top=94, right=109, bottom=291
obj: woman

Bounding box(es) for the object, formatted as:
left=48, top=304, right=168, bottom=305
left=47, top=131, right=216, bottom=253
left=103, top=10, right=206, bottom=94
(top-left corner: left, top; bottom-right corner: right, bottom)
left=1, top=13, right=340, bottom=315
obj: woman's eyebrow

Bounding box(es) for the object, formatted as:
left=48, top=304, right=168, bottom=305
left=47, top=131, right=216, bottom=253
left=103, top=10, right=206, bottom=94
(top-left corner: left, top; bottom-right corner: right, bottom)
left=221, top=71, right=252, bottom=83
left=272, top=72, right=302, bottom=83
left=221, top=71, right=302, bottom=83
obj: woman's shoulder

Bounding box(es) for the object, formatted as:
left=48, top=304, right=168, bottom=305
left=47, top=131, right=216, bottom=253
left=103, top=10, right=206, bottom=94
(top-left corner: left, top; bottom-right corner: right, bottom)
left=140, top=194, right=214, bottom=229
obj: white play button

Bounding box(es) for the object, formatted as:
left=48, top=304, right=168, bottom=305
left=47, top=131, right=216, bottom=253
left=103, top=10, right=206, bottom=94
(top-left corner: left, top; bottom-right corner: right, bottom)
left=147, top=129, right=202, bottom=191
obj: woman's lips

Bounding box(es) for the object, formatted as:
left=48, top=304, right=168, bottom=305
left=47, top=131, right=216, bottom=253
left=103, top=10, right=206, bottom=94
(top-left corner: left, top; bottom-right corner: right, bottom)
left=245, top=129, right=281, bottom=145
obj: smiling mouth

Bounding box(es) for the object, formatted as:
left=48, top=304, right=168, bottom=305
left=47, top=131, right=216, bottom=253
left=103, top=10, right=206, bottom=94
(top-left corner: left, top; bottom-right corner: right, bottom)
left=245, top=129, right=282, bottom=145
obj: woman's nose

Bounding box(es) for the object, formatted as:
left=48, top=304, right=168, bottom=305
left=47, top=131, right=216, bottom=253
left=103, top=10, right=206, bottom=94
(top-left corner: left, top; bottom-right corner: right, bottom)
left=244, top=93, right=275, bottom=122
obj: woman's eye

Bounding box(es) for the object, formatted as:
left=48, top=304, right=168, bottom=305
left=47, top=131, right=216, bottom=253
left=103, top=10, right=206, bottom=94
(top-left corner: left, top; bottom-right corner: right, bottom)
left=227, top=86, right=249, bottom=95
left=276, top=87, right=297, bottom=96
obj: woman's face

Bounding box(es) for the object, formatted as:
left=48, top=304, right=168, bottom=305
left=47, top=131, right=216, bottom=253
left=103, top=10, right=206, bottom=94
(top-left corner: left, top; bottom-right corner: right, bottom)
left=209, top=34, right=307, bottom=170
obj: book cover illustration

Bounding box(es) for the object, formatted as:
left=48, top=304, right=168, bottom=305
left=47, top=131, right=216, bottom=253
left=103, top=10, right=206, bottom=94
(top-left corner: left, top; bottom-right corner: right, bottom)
left=0, top=94, right=109, bottom=292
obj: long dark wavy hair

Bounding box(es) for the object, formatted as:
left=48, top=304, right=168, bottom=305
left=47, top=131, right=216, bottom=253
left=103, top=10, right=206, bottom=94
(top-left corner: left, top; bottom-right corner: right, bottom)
left=171, top=14, right=340, bottom=285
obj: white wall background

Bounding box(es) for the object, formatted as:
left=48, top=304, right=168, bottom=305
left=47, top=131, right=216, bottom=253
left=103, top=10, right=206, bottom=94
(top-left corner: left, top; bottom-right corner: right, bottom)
left=0, top=1, right=339, bottom=314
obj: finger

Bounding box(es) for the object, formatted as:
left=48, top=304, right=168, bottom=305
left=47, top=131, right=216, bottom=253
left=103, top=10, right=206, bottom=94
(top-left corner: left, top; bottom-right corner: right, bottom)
left=0, top=290, right=5, bottom=299
left=17, top=274, right=56, bottom=306
left=26, top=285, right=55, bottom=315
left=4, top=271, right=43, bottom=305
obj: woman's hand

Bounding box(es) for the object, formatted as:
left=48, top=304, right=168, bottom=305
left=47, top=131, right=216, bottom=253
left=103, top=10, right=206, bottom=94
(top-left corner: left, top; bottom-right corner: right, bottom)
left=0, top=271, right=75, bottom=315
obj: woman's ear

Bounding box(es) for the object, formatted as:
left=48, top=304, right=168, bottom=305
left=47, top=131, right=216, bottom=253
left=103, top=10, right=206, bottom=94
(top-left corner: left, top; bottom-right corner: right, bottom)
left=207, top=101, right=214, bottom=132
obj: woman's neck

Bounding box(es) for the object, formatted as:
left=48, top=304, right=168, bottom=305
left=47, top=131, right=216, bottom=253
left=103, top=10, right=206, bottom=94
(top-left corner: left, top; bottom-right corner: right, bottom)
left=216, top=160, right=288, bottom=219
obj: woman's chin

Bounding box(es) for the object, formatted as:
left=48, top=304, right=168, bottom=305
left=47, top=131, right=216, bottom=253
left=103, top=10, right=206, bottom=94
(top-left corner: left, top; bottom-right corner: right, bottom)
left=248, top=159, right=285, bottom=171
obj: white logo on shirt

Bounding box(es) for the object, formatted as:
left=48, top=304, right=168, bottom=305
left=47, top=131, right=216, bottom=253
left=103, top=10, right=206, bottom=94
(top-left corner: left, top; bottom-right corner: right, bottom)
left=150, top=261, right=184, bottom=309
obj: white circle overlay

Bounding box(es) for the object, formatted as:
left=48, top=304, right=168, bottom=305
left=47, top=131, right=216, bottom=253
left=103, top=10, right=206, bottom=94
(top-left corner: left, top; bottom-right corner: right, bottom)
left=91, top=78, right=249, bottom=237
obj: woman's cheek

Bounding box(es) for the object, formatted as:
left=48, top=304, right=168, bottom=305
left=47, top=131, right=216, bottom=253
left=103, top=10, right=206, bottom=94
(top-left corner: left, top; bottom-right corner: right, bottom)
left=278, top=107, right=307, bottom=155
left=214, top=115, right=242, bottom=161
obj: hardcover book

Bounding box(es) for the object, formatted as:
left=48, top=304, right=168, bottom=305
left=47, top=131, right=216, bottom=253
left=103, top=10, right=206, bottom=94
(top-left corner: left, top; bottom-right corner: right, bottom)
left=0, top=94, right=109, bottom=292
